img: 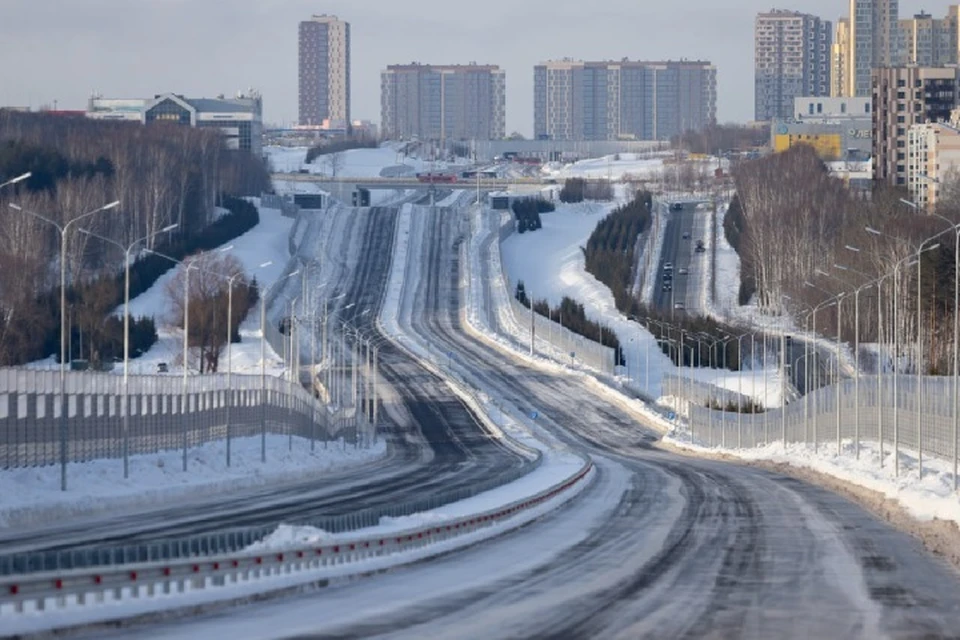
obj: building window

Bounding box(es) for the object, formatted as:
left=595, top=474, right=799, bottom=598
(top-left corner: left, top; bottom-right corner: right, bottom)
left=841, top=102, right=847, bottom=114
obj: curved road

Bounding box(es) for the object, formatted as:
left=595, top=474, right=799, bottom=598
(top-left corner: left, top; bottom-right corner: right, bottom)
left=304, top=204, right=960, bottom=638
left=70, top=202, right=960, bottom=639
left=0, top=202, right=528, bottom=570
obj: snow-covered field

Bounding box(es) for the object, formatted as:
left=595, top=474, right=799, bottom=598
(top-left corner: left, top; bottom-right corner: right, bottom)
left=541, top=152, right=665, bottom=181
left=0, top=435, right=386, bottom=529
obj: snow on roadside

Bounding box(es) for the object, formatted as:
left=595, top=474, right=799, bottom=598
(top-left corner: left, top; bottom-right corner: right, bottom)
left=665, top=434, right=960, bottom=529
left=0, top=435, right=387, bottom=530
left=499, top=201, right=784, bottom=404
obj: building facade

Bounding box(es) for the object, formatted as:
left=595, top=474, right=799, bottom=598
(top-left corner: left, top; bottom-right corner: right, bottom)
left=87, top=92, right=263, bottom=155
left=895, top=11, right=955, bottom=65
left=380, top=63, right=505, bottom=141
left=832, top=18, right=851, bottom=97
left=754, top=10, right=832, bottom=122
left=533, top=59, right=716, bottom=141
left=298, top=14, right=350, bottom=127
left=849, top=0, right=899, bottom=97
left=906, top=110, right=960, bottom=209
left=872, top=66, right=959, bottom=185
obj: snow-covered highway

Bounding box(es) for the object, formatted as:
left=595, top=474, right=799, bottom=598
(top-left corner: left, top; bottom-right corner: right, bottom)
left=98, top=196, right=960, bottom=639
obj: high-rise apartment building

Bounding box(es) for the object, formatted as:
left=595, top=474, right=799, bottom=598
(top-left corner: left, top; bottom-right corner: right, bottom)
left=380, top=63, right=505, bottom=141
left=872, top=66, right=959, bottom=185
left=895, top=11, right=954, bottom=65
left=533, top=59, right=716, bottom=141
left=831, top=18, right=851, bottom=97
left=298, top=14, right=350, bottom=127
left=849, top=0, right=899, bottom=97
left=754, top=10, right=832, bottom=122
left=907, top=111, right=960, bottom=209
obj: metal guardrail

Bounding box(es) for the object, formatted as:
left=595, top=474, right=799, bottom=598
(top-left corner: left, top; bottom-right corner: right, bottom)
left=0, top=460, right=593, bottom=623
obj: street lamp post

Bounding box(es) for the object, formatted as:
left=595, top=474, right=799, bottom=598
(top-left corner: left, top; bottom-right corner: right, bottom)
left=867, top=223, right=942, bottom=476
left=260, top=269, right=300, bottom=462
left=77, top=223, right=178, bottom=478
left=928, top=213, right=960, bottom=489
left=224, top=261, right=272, bottom=467
left=9, top=199, right=120, bottom=491
left=0, top=172, right=30, bottom=190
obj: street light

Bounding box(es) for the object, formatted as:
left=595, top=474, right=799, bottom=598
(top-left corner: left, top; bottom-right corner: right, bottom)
left=77, top=223, right=178, bottom=478
left=866, top=225, right=941, bottom=476
left=807, top=278, right=844, bottom=456
left=925, top=211, right=960, bottom=489
left=224, top=260, right=272, bottom=467
left=0, top=172, right=31, bottom=190
left=832, top=263, right=876, bottom=461
left=9, top=199, right=120, bottom=491
left=261, top=268, right=301, bottom=462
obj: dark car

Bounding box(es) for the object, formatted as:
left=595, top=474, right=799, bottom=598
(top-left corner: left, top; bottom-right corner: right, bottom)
left=671, top=202, right=683, bottom=211
left=682, top=231, right=691, bottom=239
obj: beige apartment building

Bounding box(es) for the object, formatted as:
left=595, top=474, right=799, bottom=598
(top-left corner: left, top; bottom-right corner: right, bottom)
left=831, top=19, right=851, bottom=97
left=907, top=110, right=960, bottom=209
left=896, top=11, right=958, bottom=66
left=873, top=66, right=960, bottom=186
left=298, top=14, right=350, bottom=127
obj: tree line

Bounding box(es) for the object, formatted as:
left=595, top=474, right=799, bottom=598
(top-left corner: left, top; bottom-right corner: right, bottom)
left=512, top=197, right=555, bottom=233
left=0, top=111, right=271, bottom=366
left=515, top=281, right=624, bottom=365
left=731, top=144, right=960, bottom=374
left=582, top=190, right=652, bottom=314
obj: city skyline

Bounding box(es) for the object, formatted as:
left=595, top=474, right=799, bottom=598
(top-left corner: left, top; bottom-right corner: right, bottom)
left=0, top=0, right=937, bottom=135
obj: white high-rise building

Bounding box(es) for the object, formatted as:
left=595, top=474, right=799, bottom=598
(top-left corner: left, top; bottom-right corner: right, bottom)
left=298, top=14, right=350, bottom=127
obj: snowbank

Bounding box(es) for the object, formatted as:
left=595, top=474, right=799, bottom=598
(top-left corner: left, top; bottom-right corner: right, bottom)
left=0, top=435, right=387, bottom=529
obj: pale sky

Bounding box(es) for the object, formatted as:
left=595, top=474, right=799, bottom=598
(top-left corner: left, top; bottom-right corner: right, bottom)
left=0, top=0, right=931, bottom=135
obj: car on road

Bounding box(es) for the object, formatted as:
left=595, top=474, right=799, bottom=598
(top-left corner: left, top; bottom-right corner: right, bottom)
left=671, top=202, right=683, bottom=211
left=674, top=302, right=685, bottom=310
left=662, top=282, right=672, bottom=291
left=682, top=231, right=691, bottom=239
left=694, top=240, right=706, bottom=253
left=677, top=267, right=688, bottom=275
left=664, top=262, right=673, bottom=270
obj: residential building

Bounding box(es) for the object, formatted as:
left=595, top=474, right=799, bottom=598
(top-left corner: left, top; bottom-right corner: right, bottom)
left=872, top=66, right=959, bottom=186
left=298, top=14, right=350, bottom=127
left=754, top=10, right=832, bottom=122
left=849, top=0, right=899, bottom=97
left=895, top=11, right=955, bottom=65
left=832, top=18, right=851, bottom=97
left=86, top=92, right=263, bottom=155
left=906, top=109, right=960, bottom=209
left=380, top=63, right=505, bottom=141
left=533, top=59, right=716, bottom=141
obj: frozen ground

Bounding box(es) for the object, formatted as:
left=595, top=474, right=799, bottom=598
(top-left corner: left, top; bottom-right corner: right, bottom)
left=0, top=435, right=386, bottom=529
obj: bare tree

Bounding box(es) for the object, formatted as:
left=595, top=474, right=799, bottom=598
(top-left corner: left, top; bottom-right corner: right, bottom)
left=164, top=253, right=252, bottom=373
left=326, top=151, right=345, bottom=178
